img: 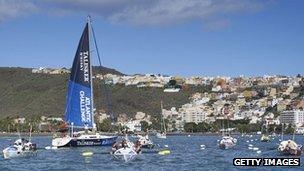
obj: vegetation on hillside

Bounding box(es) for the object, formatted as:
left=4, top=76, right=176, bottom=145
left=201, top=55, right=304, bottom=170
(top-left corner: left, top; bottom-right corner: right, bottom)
left=0, top=67, right=211, bottom=120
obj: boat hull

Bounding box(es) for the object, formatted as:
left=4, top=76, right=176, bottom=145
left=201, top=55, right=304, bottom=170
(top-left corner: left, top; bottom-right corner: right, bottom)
left=156, top=133, right=167, bottom=139
left=218, top=136, right=237, bottom=150
left=54, top=136, right=117, bottom=148
left=278, top=140, right=302, bottom=156
left=141, top=143, right=155, bottom=149
left=219, top=143, right=235, bottom=150
left=279, top=148, right=301, bottom=156
left=3, top=146, right=36, bottom=159
left=113, top=148, right=138, bottom=162
left=261, top=139, right=270, bottom=142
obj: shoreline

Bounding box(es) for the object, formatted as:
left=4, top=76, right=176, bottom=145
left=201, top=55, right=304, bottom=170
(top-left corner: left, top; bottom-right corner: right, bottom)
left=0, top=131, right=299, bottom=137
left=0, top=132, right=223, bottom=137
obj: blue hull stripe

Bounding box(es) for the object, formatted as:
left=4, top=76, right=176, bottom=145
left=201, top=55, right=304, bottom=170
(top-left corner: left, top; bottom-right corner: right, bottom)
left=62, top=136, right=117, bottom=147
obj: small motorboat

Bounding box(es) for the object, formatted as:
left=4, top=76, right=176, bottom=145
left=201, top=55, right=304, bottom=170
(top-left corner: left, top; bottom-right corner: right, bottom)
left=219, top=136, right=237, bottom=149
left=278, top=140, right=302, bottom=156
left=260, top=134, right=270, bottom=142
left=137, top=135, right=154, bottom=149
left=3, top=138, right=37, bottom=159
left=156, top=132, right=166, bottom=139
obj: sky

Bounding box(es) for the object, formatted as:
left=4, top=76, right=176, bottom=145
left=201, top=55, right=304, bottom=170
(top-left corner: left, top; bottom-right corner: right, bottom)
left=0, top=0, right=303, bottom=77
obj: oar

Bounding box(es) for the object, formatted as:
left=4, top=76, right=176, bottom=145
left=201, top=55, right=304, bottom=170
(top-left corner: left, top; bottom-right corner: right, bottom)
left=90, top=151, right=111, bottom=155
left=141, top=150, right=159, bottom=154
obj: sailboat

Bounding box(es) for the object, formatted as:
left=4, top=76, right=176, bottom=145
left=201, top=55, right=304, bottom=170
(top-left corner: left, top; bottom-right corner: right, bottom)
left=278, top=124, right=301, bottom=156
left=218, top=120, right=237, bottom=150
left=156, top=101, right=167, bottom=139
left=260, top=123, right=270, bottom=142
left=51, top=16, right=117, bottom=148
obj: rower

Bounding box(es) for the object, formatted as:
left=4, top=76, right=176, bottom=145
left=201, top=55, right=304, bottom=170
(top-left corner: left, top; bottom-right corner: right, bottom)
left=121, top=139, right=127, bottom=148
left=287, top=140, right=297, bottom=150
left=112, top=141, right=120, bottom=152
left=133, top=140, right=142, bottom=154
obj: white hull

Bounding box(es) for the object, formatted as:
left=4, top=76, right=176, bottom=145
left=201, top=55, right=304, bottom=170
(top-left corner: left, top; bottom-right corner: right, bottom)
left=156, top=133, right=167, bottom=139
left=52, top=136, right=72, bottom=147
left=52, top=132, right=117, bottom=147
left=3, top=148, right=36, bottom=159
left=113, top=147, right=137, bottom=162
left=278, top=140, right=302, bottom=156
left=219, top=136, right=237, bottom=149
left=3, top=139, right=36, bottom=159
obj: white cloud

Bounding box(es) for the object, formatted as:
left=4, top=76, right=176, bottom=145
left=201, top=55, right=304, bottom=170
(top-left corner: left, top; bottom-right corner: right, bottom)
left=0, top=0, right=37, bottom=22
left=0, top=0, right=270, bottom=28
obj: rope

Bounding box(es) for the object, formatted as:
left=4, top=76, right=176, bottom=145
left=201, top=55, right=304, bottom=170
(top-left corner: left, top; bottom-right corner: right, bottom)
left=90, top=18, right=115, bottom=132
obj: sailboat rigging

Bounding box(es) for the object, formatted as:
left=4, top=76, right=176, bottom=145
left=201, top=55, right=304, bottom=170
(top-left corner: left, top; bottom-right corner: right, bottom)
left=156, top=100, right=167, bottom=139
left=219, top=118, right=237, bottom=150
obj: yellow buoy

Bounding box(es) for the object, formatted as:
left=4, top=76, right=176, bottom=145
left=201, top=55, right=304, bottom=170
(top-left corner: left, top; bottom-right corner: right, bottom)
left=82, top=151, right=94, bottom=157
left=158, top=150, right=170, bottom=155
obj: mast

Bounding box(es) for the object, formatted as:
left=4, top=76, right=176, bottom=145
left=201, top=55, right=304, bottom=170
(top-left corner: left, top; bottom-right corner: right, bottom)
left=87, top=15, right=96, bottom=130
left=29, top=124, right=32, bottom=142
left=161, top=100, right=166, bottom=133
left=281, top=123, right=284, bottom=141
left=292, top=124, right=295, bottom=141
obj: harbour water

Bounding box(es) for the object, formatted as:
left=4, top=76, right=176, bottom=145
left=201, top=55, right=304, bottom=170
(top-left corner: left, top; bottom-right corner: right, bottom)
left=0, top=135, right=303, bottom=171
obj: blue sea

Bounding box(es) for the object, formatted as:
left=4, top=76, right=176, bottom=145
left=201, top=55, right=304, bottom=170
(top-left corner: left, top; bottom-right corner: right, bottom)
left=0, top=135, right=303, bottom=171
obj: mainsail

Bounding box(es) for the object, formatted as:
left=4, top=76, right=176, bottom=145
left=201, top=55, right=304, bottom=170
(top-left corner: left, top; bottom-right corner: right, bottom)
left=64, top=22, right=94, bottom=128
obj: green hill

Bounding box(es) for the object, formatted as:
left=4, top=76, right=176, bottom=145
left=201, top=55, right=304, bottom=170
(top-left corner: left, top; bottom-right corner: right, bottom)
left=0, top=67, right=211, bottom=119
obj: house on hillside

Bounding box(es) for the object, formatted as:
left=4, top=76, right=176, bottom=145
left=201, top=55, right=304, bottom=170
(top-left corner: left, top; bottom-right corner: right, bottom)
left=14, top=117, right=26, bottom=124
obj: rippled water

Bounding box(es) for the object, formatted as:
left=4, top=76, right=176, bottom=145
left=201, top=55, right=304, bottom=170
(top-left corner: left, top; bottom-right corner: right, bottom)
left=0, top=135, right=303, bottom=171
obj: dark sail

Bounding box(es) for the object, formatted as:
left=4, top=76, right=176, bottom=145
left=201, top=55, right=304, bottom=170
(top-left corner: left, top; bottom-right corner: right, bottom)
left=64, top=23, right=93, bottom=128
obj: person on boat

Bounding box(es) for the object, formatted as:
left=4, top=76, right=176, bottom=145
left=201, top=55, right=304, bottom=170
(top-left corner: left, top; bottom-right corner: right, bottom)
left=121, top=139, right=128, bottom=148
left=286, top=140, right=297, bottom=150
left=112, top=141, right=121, bottom=153
left=133, top=140, right=142, bottom=154
left=112, top=138, right=128, bottom=153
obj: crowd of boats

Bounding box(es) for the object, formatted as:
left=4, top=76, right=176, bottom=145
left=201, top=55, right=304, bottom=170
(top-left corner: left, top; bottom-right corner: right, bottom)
left=2, top=130, right=303, bottom=162
left=2, top=16, right=303, bottom=161
left=2, top=130, right=161, bottom=162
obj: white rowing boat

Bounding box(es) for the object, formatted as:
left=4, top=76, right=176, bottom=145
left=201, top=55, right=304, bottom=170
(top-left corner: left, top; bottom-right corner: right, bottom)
left=113, top=147, right=138, bottom=162
left=3, top=138, right=37, bottom=159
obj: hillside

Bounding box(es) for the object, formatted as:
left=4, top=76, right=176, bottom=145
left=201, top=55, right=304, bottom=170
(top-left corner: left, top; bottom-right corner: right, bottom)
left=92, top=66, right=124, bottom=76
left=0, top=67, right=211, bottom=119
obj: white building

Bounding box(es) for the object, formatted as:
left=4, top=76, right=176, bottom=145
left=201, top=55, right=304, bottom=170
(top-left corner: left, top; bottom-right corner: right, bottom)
left=264, top=113, right=280, bottom=126
left=14, top=117, right=26, bottom=124
left=124, top=120, right=142, bottom=132
left=179, top=104, right=207, bottom=124
left=280, top=110, right=304, bottom=127
left=97, top=113, right=110, bottom=123
left=162, top=107, right=183, bottom=131
left=47, top=117, right=64, bottom=122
